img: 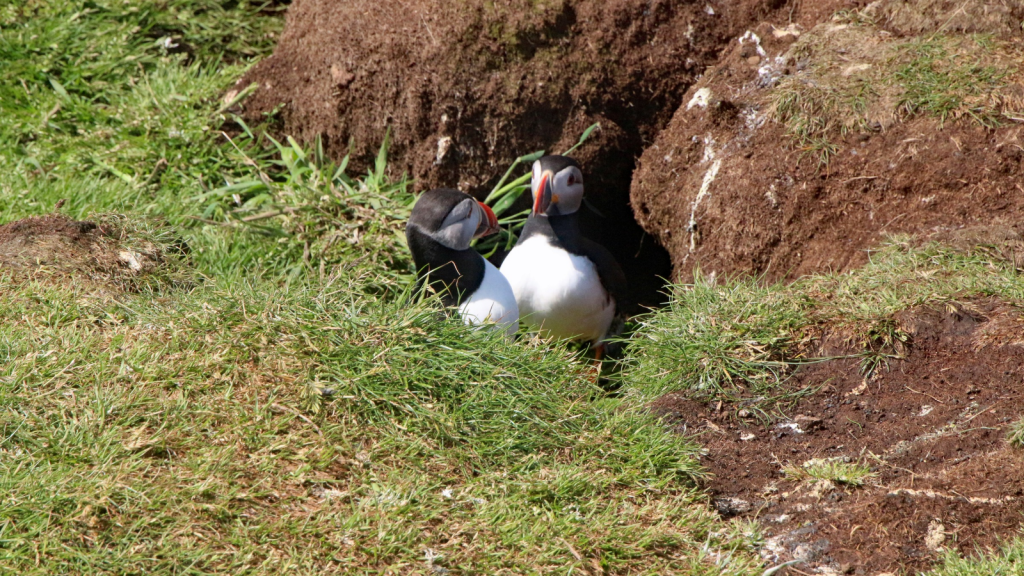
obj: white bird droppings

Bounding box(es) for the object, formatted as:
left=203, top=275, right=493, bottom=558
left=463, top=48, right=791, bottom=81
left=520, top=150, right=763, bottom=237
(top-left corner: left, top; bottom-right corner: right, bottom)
left=925, top=519, right=946, bottom=551
left=118, top=250, right=143, bottom=271
left=687, top=87, right=712, bottom=110
left=434, top=136, right=453, bottom=165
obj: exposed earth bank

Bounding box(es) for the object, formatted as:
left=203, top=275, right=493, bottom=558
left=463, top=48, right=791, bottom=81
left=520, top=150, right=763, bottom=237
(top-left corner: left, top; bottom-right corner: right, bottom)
left=235, top=0, right=851, bottom=305
left=631, top=0, right=1024, bottom=283
left=655, top=300, right=1024, bottom=575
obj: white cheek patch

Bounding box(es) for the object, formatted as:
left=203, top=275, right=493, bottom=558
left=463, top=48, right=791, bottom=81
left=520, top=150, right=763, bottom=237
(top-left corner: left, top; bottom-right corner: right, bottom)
left=552, top=168, right=585, bottom=214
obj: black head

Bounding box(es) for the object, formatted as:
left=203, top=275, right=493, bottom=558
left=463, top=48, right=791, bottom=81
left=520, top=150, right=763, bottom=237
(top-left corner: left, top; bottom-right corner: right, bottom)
left=406, top=188, right=499, bottom=250
left=531, top=155, right=585, bottom=216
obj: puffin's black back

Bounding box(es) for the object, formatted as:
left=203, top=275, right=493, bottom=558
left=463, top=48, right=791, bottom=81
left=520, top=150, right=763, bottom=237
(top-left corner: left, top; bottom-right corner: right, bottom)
left=406, top=189, right=486, bottom=307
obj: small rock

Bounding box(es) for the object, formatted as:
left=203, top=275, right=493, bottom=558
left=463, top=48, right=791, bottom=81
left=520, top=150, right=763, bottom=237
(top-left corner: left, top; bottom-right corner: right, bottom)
left=686, top=87, right=712, bottom=110
left=794, top=414, right=823, bottom=432
left=435, top=137, right=453, bottom=164
left=118, top=250, right=144, bottom=271
left=713, top=497, right=752, bottom=516
left=739, top=432, right=756, bottom=441
left=792, top=539, right=830, bottom=562
left=738, top=409, right=751, bottom=418
left=846, top=380, right=869, bottom=397
left=808, top=479, right=836, bottom=499
left=330, top=64, right=355, bottom=86
left=777, top=422, right=804, bottom=434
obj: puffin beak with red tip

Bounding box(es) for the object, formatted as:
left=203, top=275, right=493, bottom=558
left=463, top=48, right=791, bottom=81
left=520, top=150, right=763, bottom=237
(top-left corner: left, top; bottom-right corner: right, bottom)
left=532, top=171, right=553, bottom=215
left=474, top=201, right=500, bottom=238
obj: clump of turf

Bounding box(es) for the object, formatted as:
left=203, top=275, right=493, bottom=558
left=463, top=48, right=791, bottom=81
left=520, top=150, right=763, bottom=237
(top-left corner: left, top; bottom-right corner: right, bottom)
left=767, top=0, right=1024, bottom=163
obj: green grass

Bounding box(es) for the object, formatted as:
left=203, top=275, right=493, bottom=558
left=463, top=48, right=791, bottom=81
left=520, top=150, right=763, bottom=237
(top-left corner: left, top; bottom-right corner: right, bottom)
left=0, top=1, right=764, bottom=573
left=894, top=36, right=1009, bottom=126
left=0, top=0, right=290, bottom=282
left=768, top=8, right=1024, bottom=164
left=1008, top=416, right=1024, bottom=448
left=925, top=540, right=1024, bottom=576
left=2, top=271, right=761, bottom=573
left=3, top=0, right=1024, bottom=573
left=782, top=458, right=875, bottom=487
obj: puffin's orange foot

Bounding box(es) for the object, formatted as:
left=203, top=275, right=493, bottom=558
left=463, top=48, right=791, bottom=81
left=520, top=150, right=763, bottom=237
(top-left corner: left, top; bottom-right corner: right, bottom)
left=590, top=343, right=605, bottom=383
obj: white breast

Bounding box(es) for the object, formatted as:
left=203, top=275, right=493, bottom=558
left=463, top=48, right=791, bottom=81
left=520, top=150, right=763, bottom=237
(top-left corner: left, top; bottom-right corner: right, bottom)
left=499, top=235, right=614, bottom=344
left=458, top=257, right=520, bottom=338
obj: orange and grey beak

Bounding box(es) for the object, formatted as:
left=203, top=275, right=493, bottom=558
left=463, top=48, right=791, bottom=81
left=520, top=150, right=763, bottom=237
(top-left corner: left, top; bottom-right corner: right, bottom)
left=532, top=171, right=552, bottom=215
left=474, top=201, right=500, bottom=238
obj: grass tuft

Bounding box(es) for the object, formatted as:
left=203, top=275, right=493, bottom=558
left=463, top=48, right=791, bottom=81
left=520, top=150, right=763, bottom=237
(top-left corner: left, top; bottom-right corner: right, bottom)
left=783, top=457, right=875, bottom=487
left=925, top=539, right=1024, bottom=576
left=1007, top=416, right=1024, bottom=448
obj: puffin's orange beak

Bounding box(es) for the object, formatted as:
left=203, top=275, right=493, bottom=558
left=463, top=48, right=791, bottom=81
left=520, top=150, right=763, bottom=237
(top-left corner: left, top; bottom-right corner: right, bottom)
left=532, top=172, right=551, bottom=215
left=475, top=201, right=500, bottom=237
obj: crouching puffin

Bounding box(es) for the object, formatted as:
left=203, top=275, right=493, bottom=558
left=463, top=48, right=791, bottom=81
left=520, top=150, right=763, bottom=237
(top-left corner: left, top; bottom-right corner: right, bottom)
left=499, top=155, right=628, bottom=356
left=406, top=188, right=519, bottom=336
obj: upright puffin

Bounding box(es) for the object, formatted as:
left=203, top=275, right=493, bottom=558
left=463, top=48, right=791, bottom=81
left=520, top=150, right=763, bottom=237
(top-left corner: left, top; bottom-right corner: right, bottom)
left=499, top=155, right=628, bottom=355
left=406, top=188, right=519, bottom=336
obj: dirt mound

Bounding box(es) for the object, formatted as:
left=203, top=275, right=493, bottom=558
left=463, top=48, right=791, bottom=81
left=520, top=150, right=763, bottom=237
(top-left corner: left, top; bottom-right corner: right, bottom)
left=0, top=214, right=190, bottom=292
left=654, top=300, right=1024, bottom=574
left=235, top=0, right=847, bottom=305
left=631, top=0, right=1024, bottom=284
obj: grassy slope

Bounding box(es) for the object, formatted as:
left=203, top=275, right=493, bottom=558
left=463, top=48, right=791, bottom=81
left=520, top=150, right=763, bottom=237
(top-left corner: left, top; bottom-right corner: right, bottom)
left=0, top=2, right=754, bottom=574
left=1, top=1, right=1022, bottom=574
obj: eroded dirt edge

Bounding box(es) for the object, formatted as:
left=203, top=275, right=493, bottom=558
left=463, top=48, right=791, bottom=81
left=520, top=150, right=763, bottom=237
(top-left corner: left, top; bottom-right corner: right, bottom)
left=655, top=300, right=1024, bottom=575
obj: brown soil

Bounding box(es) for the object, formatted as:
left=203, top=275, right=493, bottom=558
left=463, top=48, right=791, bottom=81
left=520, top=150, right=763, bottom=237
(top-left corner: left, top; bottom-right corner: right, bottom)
left=634, top=113, right=1024, bottom=284
left=631, top=2, right=1024, bottom=285
left=653, top=300, right=1024, bottom=574
left=235, top=0, right=853, bottom=306
left=0, top=214, right=188, bottom=292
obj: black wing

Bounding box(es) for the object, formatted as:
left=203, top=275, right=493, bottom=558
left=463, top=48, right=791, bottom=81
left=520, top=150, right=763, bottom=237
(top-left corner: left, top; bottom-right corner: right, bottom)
left=578, top=238, right=630, bottom=316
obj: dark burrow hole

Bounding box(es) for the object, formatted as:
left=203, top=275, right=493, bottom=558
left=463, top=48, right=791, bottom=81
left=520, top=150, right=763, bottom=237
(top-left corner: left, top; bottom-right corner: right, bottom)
left=572, top=150, right=674, bottom=312
left=485, top=153, right=674, bottom=312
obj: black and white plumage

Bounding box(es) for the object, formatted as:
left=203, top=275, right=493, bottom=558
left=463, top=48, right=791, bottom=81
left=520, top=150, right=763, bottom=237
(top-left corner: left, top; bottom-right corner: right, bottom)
left=499, top=155, right=628, bottom=350
left=406, top=188, right=519, bottom=336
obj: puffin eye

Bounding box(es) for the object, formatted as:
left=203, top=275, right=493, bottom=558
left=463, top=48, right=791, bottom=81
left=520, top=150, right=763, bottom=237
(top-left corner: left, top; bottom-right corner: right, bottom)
left=567, top=174, right=575, bottom=186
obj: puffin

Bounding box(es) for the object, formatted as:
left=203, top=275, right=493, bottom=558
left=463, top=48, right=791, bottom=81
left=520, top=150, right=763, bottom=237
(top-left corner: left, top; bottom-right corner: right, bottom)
left=406, top=188, right=520, bottom=336
left=499, top=155, right=628, bottom=356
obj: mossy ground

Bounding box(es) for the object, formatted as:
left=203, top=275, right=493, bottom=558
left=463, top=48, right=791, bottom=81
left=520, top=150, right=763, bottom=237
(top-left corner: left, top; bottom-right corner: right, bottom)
left=769, top=1, right=1024, bottom=163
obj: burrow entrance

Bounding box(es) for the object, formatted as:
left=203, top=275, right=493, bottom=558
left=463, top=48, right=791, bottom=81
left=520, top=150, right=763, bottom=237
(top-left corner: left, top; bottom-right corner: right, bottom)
left=235, top=0, right=852, bottom=309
